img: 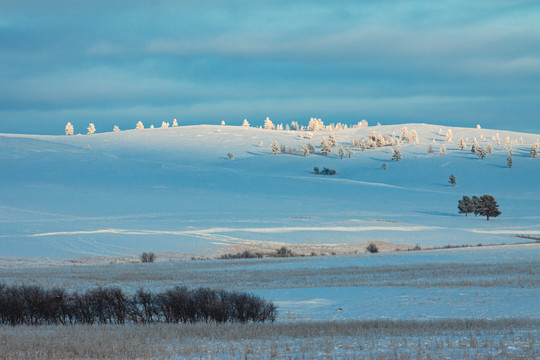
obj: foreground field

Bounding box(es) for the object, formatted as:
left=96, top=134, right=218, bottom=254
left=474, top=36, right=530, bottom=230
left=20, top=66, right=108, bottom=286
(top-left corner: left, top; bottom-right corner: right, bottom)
left=1, top=245, right=538, bottom=358
left=1, top=319, right=537, bottom=359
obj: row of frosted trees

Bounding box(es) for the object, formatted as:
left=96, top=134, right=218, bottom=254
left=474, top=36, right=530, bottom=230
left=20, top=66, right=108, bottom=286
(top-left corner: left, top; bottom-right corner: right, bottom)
left=65, top=119, right=179, bottom=135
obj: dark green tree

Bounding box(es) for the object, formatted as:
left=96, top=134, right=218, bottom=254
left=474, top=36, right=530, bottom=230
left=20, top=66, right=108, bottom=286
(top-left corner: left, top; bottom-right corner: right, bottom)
left=475, top=195, right=502, bottom=221
left=458, top=196, right=475, bottom=216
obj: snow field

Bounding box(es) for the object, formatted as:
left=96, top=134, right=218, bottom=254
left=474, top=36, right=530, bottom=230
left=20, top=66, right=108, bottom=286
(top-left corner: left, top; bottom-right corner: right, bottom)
left=1, top=123, right=539, bottom=260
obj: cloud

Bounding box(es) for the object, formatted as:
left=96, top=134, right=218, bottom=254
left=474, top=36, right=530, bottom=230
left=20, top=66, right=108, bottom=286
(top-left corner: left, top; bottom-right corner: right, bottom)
left=0, top=1, right=539, bottom=134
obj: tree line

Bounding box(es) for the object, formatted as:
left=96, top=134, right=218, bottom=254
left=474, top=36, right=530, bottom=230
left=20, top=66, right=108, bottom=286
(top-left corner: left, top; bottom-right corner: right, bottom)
left=0, top=284, right=277, bottom=326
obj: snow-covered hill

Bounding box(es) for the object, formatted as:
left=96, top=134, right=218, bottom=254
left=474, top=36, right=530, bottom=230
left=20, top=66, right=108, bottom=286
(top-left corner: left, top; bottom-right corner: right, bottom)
left=1, top=123, right=539, bottom=261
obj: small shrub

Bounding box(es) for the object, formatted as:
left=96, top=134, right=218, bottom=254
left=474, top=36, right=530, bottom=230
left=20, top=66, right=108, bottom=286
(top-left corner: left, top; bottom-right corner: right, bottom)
left=366, top=243, right=379, bottom=253
left=140, top=252, right=156, bottom=263
left=276, top=247, right=294, bottom=258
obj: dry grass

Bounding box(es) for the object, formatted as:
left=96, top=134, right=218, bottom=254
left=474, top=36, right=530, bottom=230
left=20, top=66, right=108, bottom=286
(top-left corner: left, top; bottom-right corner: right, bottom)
left=0, top=319, right=537, bottom=359
left=0, top=256, right=537, bottom=292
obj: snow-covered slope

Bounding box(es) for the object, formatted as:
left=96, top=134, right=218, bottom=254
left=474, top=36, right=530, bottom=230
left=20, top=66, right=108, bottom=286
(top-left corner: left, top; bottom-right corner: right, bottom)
left=1, top=123, right=539, bottom=260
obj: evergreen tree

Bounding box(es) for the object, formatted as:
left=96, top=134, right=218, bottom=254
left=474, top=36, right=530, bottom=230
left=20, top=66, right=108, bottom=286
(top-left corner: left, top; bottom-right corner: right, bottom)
left=446, top=129, right=453, bottom=143
left=346, top=148, right=353, bottom=158
left=507, top=155, right=513, bottom=168
left=264, top=117, right=275, bottom=130
left=65, top=122, right=74, bottom=135
left=113, top=125, right=120, bottom=132
left=381, top=163, right=388, bottom=170
left=271, top=140, right=280, bottom=154
left=328, top=133, right=337, bottom=147
left=448, top=174, right=456, bottom=186
left=458, top=138, right=466, bottom=150
left=161, top=121, right=169, bottom=128
left=320, top=139, right=331, bottom=155
left=439, top=145, right=446, bottom=155
left=136, top=121, right=144, bottom=130
left=476, top=195, right=501, bottom=221
left=301, top=144, right=310, bottom=156
left=458, top=195, right=475, bottom=216
left=242, top=119, right=250, bottom=127
left=476, top=146, right=487, bottom=159
left=338, top=146, right=345, bottom=159
left=391, top=148, right=402, bottom=161
left=172, top=119, right=178, bottom=127
left=531, top=144, right=539, bottom=158
left=87, top=123, right=96, bottom=135
left=487, top=143, right=493, bottom=153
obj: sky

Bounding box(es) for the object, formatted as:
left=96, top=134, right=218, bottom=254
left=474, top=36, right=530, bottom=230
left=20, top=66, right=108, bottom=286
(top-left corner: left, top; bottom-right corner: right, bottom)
left=1, top=1, right=539, bottom=135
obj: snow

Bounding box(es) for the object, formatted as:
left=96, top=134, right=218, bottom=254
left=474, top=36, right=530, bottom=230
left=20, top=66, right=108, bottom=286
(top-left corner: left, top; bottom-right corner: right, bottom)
left=0, top=123, right=539, bottom=260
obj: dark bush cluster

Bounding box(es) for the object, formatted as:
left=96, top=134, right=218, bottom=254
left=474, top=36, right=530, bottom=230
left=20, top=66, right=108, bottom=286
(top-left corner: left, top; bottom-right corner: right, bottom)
left=313, top=167, right=336, bottom=175
left=219, top=250, right=264, bottom=259
left=140, top=251, right=156, bottom=263
left=366, top=243, right=379, bottom=253
left=0, top=284, right=277, bottom=326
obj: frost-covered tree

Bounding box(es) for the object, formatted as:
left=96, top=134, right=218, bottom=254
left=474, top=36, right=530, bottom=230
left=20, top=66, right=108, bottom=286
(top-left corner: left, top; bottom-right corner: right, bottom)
left=304, top=132, right=313, bottom=139
left=113, top=125, right=120, bottom=132
left=458, top=138, right=466, bottom=150
left=242, top=119, right=250, bottom=127
left=391, top=148, right=402, bottom=161
left=328, top=133, right=337, bottom=147
left=307, top=117, right=325, bottom=131
left=439, top=145, right=446, bottom=155
left=360, top=139, right=366, bottom=151
left=290, top=121, right=299, bottom=131
left=346, top=148, right=353, bottom=158
left=401, top=127, right=409, bottom=142
left=531, top=144, right=539, bottom=158
left=446, top=129, right=453, bottom=143
left=471, top=138, right=479, bottom=153
left=338, top=146, right=345, bottom=159
left=227, top=153, right=234, bottom=160
left=271, top=140, right=280, bottom=154
left=507, top=155, right=513, bottom=168
left=458, top=196, right=475, bottom=216
left=448, top=174, right=456, bottom=186
left=475, top=195, right=501, bottom=221
left=87, top=123, right=96, bottom=135
left=476, top=146, right=487, bottom=159
left=65, top=122, right=74, bottom=135
left=427, top=144, right=433, bottom=154
left=172, top=119, right=178, bottom=127
left=161, top=121, right=169, bottom=128
left=320, top=139, right=331, bottom=156
left=264, top=117, right=275, bottom=130
left=409, top=129, right=419, bottom=144
left=221, top=121, right=226, bottom=126
left=136, top=121, right=144, bottom=130
left=381, top=163, right=388, bottom=170
left=301, top=144, right=310, bottom=156
left=487, top=143, right=493, bottom=154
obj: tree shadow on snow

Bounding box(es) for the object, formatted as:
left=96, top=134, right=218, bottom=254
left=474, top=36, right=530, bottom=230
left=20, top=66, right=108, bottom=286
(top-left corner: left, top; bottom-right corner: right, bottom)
left=416, top=210, right=461, bottom=217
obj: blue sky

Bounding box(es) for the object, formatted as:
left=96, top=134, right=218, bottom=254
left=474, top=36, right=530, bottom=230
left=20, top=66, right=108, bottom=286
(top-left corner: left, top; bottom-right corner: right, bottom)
left=1, top=1, right=539, bottom=134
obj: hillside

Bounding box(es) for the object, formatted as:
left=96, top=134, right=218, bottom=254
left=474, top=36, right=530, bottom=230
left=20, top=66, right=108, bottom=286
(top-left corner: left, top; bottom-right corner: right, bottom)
left=1, top=123, right=539, bottom=262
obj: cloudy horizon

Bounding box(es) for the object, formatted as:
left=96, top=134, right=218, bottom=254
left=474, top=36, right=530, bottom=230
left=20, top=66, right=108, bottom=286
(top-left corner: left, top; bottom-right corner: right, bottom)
left=1, top=1, right=539, bottom=135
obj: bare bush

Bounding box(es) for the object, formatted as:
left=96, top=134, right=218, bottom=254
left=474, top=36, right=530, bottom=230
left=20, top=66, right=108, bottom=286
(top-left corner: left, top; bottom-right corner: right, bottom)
left=140, top=252, right=156, bottom=263
left=0, top=284, right=277, bottom=325
left=366, top=243, right=379, bottom=253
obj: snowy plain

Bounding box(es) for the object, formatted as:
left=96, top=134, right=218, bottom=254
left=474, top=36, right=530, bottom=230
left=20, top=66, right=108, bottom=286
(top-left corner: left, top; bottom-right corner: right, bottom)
left=1, top=122, right=539, bottom=262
